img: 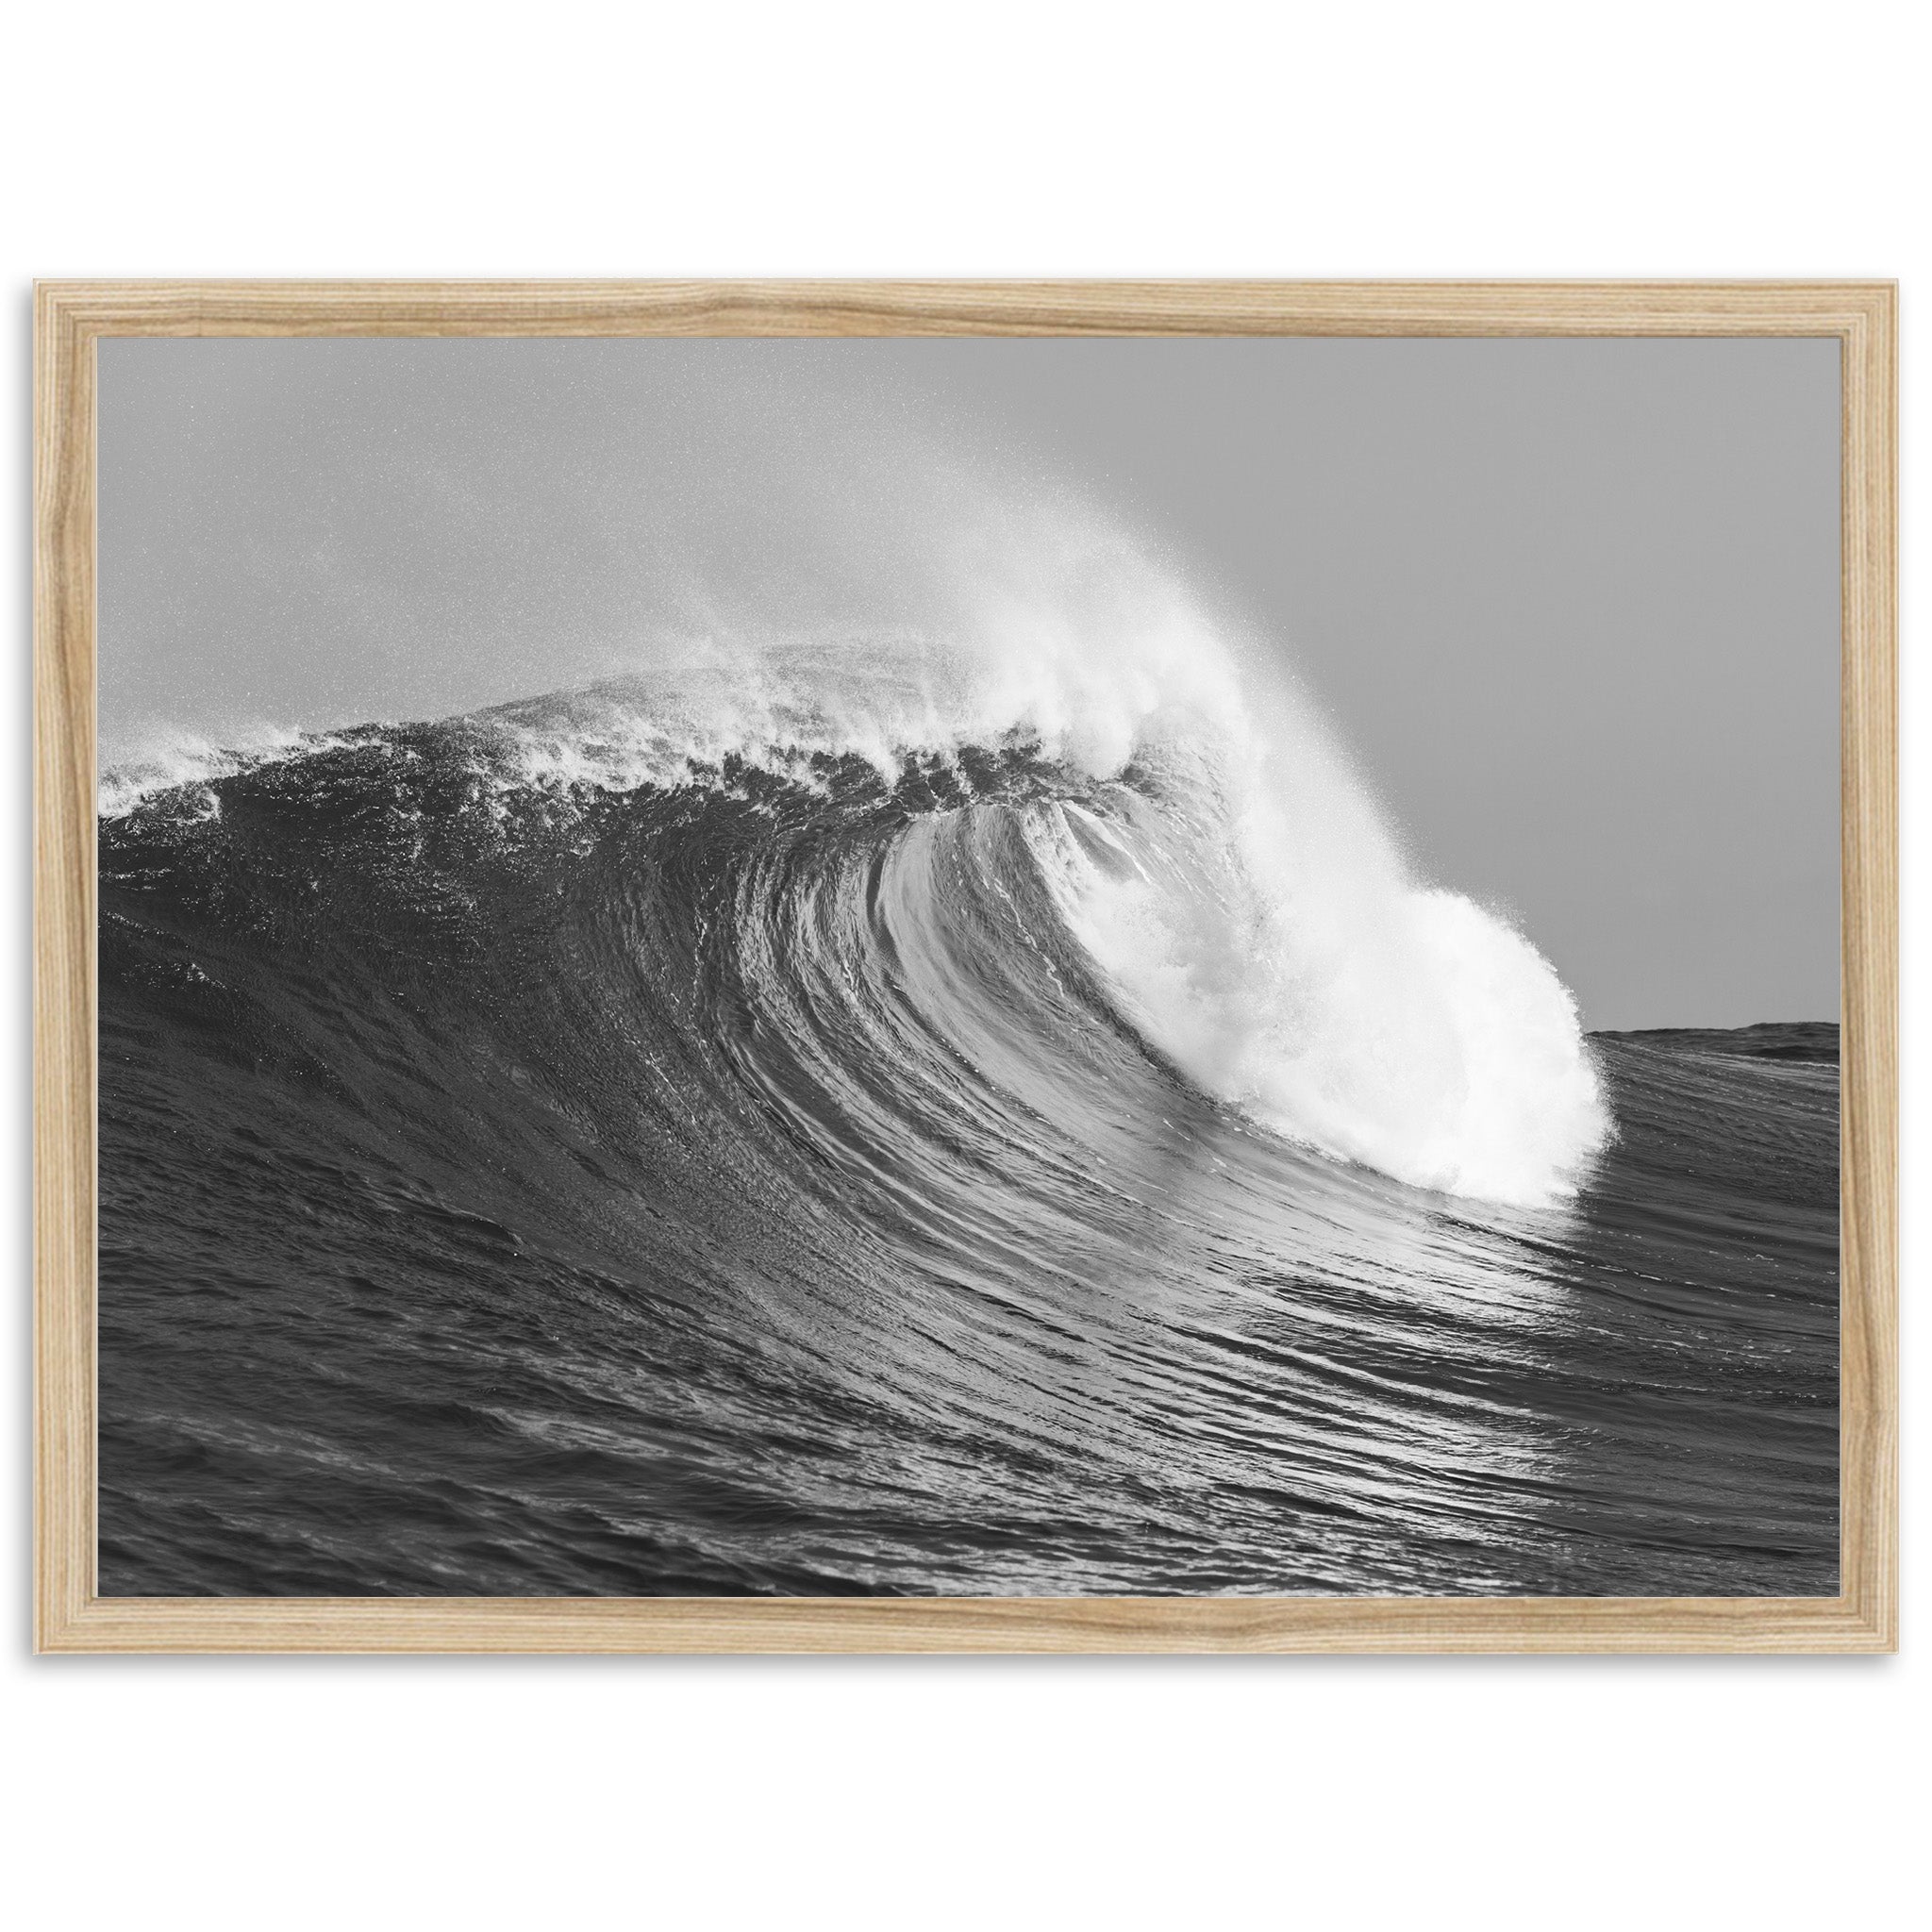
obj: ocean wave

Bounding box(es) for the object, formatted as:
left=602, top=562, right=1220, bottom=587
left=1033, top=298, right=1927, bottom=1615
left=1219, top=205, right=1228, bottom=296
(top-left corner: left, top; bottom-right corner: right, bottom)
left=103, top=636, right=1608, bottom=1209
left=95, top=666, right=1838, bottom=1597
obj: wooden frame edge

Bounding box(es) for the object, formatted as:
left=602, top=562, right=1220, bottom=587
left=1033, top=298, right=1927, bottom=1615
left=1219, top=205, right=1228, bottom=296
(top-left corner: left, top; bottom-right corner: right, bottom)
left=36, top=1591, right=1898, bottom=1656
left=34, top=281, right=1899, bottom=1656
left=25, top=277, right=1906, bottom=340
left=1835, top=278, right=1899, bottom=1656
left=34, top=281, right=100, bottom=1656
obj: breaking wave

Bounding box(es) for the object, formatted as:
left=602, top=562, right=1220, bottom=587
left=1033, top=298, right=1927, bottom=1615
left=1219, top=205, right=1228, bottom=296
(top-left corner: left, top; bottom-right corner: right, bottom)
left=100, top=573, right=1609, bottom=1210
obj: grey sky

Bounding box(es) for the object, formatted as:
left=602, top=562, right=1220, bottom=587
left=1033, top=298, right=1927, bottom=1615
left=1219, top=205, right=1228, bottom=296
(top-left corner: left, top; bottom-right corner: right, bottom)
left=100, top=336, right=1840, bottom=1031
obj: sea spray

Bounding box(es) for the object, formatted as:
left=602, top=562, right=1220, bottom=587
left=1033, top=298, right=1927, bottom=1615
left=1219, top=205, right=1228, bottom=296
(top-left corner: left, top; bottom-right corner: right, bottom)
left=101, top=504, right=1608, bottom=1205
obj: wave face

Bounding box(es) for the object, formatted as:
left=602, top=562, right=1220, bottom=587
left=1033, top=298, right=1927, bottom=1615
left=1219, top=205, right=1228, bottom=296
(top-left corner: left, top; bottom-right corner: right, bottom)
left=97, top=666, right=1838, bottom=1597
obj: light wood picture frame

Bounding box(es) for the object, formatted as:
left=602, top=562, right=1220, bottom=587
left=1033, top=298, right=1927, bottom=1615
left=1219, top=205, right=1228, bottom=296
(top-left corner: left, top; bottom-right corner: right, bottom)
left=35, top=280, right=1897, bottom=1654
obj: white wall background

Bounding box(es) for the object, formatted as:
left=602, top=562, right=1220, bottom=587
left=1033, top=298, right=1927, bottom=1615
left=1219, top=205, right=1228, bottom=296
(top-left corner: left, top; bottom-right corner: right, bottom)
left=2, top=5, right=1920, bottom=1925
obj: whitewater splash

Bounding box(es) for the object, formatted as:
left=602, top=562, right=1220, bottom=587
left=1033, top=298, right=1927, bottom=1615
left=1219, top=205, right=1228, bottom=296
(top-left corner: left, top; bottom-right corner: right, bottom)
left=102, top=516, right=1607, bottom=1208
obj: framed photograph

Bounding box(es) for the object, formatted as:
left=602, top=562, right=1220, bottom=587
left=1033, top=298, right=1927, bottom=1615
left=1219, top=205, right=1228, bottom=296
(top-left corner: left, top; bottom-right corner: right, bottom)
left=34, top=281, right=1896, bottom=1653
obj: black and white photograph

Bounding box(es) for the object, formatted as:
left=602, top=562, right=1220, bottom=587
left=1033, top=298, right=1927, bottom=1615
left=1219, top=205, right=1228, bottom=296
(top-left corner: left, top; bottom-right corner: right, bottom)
left=94, top=335, right=1841, bottom=1600
left=10, top=1, right=1926, bottom=1924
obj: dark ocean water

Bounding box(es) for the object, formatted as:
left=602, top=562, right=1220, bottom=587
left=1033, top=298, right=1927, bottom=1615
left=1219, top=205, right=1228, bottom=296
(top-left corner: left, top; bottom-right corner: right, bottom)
left=97, top=703, right=1840, bottom=1597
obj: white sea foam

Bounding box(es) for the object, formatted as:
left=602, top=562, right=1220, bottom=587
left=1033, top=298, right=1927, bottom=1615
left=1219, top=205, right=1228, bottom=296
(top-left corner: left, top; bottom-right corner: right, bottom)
left=97, top=720, right=353, bottom=820
left=1032, top=776, right=1607, bottom=1208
